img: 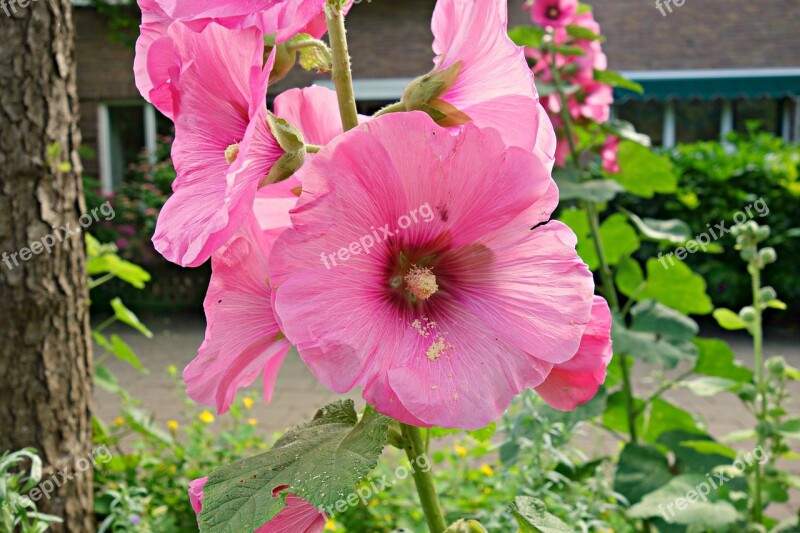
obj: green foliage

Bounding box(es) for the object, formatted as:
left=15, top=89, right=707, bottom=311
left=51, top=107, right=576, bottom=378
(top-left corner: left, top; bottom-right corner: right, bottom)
left=612, top=140, right=678, bottom=198
left=0, top=449, right=63, bottom=533
left=509, top=496, right=572, bottom=532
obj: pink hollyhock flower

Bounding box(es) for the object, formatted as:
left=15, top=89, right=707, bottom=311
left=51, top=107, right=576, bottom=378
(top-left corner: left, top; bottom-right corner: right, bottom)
left=535, top=296, right=613, bottom=410
left=576, top=82, right=613, bottom=123
left=183, top=178, right=299, bottom=414
left=554, top=134, right=574, bottom=167
left=152, top=23, right=286, bottom=267
left=528, top=0, right=578, bottom=28
left=269, top=112, right=596, bottom=430
left=601, top=135, right=621, bottom=174
left=425, top=0, right=555, bottom=162
left=189, top=478, right=327, bottom=532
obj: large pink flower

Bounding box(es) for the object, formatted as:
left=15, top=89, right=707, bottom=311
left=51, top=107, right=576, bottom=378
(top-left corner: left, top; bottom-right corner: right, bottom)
left=274, top=86, right=351, bottom=146
left=269, top=112, right=597, bottom=429
left=151, top=23, right=285, bottom=267
left=134, top=0, right=176, bottom=118
left=535, top=296, right=613, bottom=410
left=428, top=0, right=555, bottom=163
left=528, top=0, right=578, bottom=28
left=189, top=477, right=327, bottom=532
left=183, top=178, right=298, bottom=414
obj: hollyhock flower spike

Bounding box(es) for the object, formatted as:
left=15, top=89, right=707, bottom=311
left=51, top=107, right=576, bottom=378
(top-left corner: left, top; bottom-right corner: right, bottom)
left=183, top=177, right=300, bottom=414
left=151, top=23, right=294, bottom=267
left=535, top=296, right=613, bottom=410
left=189, top=477, right=327, bottom=532
left=528, top=0, right=579, bottom=28
left=401, top=0, right=555, bottom=165
left=269, top=112, right=599, bottom=430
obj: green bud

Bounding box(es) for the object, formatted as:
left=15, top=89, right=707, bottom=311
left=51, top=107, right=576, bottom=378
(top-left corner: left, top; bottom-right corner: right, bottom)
left=737, top=383, right=757, bottom=402
left=445, top=519, right=489, bottom=533
left=738, top=306, right=757, bottom=323
left=402, top=62, right=472, bottom=127
left=263, top=112, right=306, bottom=185
left=766, top=356, right=787, bottom=376
left=739, top=247, right=756, bottom=262
left=754, top=225, right=771, bottom=242
left=758, top=286, right=777, bottom=302
left=269, top=41, right=298, bottom=84
left=759, top=247, right=777, bottom=265
left=756, top=420, right=774, bottom=439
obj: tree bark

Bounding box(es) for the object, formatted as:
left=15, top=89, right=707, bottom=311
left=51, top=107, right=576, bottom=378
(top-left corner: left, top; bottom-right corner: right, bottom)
left=0, top=1, right=94, bottom=531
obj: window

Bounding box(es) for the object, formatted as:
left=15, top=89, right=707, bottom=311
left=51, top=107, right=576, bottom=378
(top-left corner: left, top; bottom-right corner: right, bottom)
left=97, top=102, right=171, bottom=194
left=674, top=100, right=722, bottom=144
left=613, top=100, right=665, bottom=146
left=734, top=98, right=781, bottom=136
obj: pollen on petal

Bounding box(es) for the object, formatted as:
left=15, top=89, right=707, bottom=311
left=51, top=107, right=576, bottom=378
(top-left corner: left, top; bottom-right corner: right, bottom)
left=427, top=336, right=448, bottom=361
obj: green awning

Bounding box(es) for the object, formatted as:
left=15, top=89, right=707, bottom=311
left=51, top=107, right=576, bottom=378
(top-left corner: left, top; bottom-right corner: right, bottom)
left=615, top=68, right=800, bottom=102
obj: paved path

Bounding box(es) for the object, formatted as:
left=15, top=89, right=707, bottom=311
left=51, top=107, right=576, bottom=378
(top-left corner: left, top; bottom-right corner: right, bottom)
left=93, top=313, right=800, bottom=519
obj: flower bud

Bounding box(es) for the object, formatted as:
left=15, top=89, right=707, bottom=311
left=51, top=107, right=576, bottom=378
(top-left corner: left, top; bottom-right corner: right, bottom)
left=754, top=225, right=771, bottom=242
left=402, top=62, right=472, bottom=127
left=738, top=306, right=757, bottom=323
left=758, top=286, right=777, bottom=302
left=758, top=247, right=777, bottom=265
left=766, top=356, right=786, bottom=376
left=737, top=383, right=757, bottom=402
left=264, top=112, right=306, bottom=185
left=269, top=41, right=297, bottom=84
left=756, top=420, right=774, bottom=439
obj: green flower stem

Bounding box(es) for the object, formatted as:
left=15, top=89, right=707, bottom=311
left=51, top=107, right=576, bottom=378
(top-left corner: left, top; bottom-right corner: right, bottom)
left=325, top=2, right=359, bottom=132
left=305, top=144, right=322, bottom=153
left=374, top=101, right=406, bottom=117
left=401, top=423, right=447, bottom=533
left=751, top=264, right=765, bottom=523
left=549, top=36, right=638, bottom=444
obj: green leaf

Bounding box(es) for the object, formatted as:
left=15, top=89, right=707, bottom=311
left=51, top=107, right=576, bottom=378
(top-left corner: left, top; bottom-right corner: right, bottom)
left=678, top=440, right=738, bottom=460
left=692, top=338, right=753, bottom=382
left=199, top=400, right=389, bottom=532
left=628, top=474, right=738, bottom=528
left=776, top=419, right=800, bottom=439
left=712, top=308, right=748, bottom=330
left=615, top=257, right=644, bottom=297
left=602, top=390, right=644, bottom=437
left=613, top=141, right=678, bottom=198
left=594, top=69, right=644, bottom=94
left=565, top=24, right=604, bottom=41
left=110, top=298, right=153, bottom=338
left=554, top=178, right=624, bottom=203
left=508, top=25, right=546, bottom=48
left=643, top=398, right=704, bottom=443
left=559, top=210, right=639, bottom=270
left=94, top=364, right=122, bottom=395
left=601, top=119, right=651, bottom=147
left=630, top=300, right=698, bottom=338
left=86, top=236, right=151, bottom=289
left=509, top=496, right=572, bottom=533
left=121, top=406, right=173, bottom=445
left=626, top=212, right=692, bottom=244
left=612, top=302, right=698, bottom=368
left=109, top=334, right=146, bottom=373
left=614, top=443, right=673, bottom=505
left=637, top=259, right=713, bottom=315
left=682, top=377, right=740, bottom=397
left=721, top=429, right=757, bottom=443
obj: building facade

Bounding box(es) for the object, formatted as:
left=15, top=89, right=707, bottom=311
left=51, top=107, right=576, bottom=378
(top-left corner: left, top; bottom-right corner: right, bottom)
left=73, top=0, right=800, bottom=191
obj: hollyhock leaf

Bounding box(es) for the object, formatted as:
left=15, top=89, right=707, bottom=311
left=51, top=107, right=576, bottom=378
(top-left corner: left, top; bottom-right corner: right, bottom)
left=594, top=69, right=644, bottom=94
left=626, top=212, right=692, bottom=244
left=692, top=338, right=753, bottom=383
left=507, top=25, right=546, bottom=48
left=615, top=257, right=644, bottom=298
left=613, top=300, right=698, bottom=368
left=601, top=119, right=651, bottom=147
left=199, top=400, right=388, bottom=532
left=712, top=308, right=748, bottom=331
left=466, top=422, right=497, bottom=443
left=555, top=178, right=624, bottom=203
left=629, top=474, right=737, bottom=528
left=109, top=334, right=147, bottom=373
left=613, top=141, right=678, bottom=198
left=613, top=443, right=672, bottom=505
left=630, top=300, right=698, bottom=339
left=565, top=24, right=604, bottom=41
left=122, top=406, right=174, bottom=445
left=637, top=259, right=713, bottom=315
left=598, top=214, right=640, bottom=266
left=110, top=297, right=153, bottom=338
left=602, top=391, right=644, bottom=437
left=682, top=377, right=740, bottom=397
left=643, top=398, right=704, bottom=443
left=509, top=496, right=571, bottom=533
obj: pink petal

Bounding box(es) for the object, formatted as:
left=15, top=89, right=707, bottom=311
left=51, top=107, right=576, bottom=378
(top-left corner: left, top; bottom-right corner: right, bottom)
left=273, top=86, right=347, bottom=146
left=535, top=296, right=613, bottom=410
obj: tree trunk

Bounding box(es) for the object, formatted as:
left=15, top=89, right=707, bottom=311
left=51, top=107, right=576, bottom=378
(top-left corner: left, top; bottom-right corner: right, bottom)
left=0, top=1, right=94, bottom=531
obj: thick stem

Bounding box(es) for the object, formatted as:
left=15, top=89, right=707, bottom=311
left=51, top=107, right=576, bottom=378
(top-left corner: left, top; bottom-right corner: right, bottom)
left=325, top=3, right=359, bottom=132
left=751, top=265, right=764, bottom=523
left=401, top=424, right=447, bottom=533
left=374, top=101, right=406, bottom=117
left=549, top=37, right=637, bottom=443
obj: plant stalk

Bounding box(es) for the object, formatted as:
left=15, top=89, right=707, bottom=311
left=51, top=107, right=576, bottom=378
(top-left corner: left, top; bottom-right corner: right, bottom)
left=325, top=3, right=360, bottom=132
left=751, top=265, right=764, bottom=523
left=401, top=423, right=447, bottom=533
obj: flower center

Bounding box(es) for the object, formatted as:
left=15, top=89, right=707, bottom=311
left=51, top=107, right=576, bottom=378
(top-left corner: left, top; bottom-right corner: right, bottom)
left=404, top=265, right=439, bottom=301
left=547, top=6, right=560, bottom=19
left=225, top=143, right=240, bottom=165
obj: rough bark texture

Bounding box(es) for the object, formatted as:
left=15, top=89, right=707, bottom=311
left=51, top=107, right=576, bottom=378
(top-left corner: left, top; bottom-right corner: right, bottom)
left=0, top=1, right=94, bottom=531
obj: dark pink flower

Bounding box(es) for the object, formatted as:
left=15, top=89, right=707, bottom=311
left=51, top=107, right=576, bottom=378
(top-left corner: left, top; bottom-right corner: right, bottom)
left=601, top=135, right=621, bottom=174
left=535, top=296, right=613, bottom=410
left=528, top=0, right=579, bottom=28
left=269, top=112, right=597, bottom=429
left=189, top=478, right=327, bottom=532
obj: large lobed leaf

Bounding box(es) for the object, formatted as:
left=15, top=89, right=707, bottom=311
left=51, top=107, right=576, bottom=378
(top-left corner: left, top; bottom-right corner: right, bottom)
left=199, top=400, right=389, bottom=533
